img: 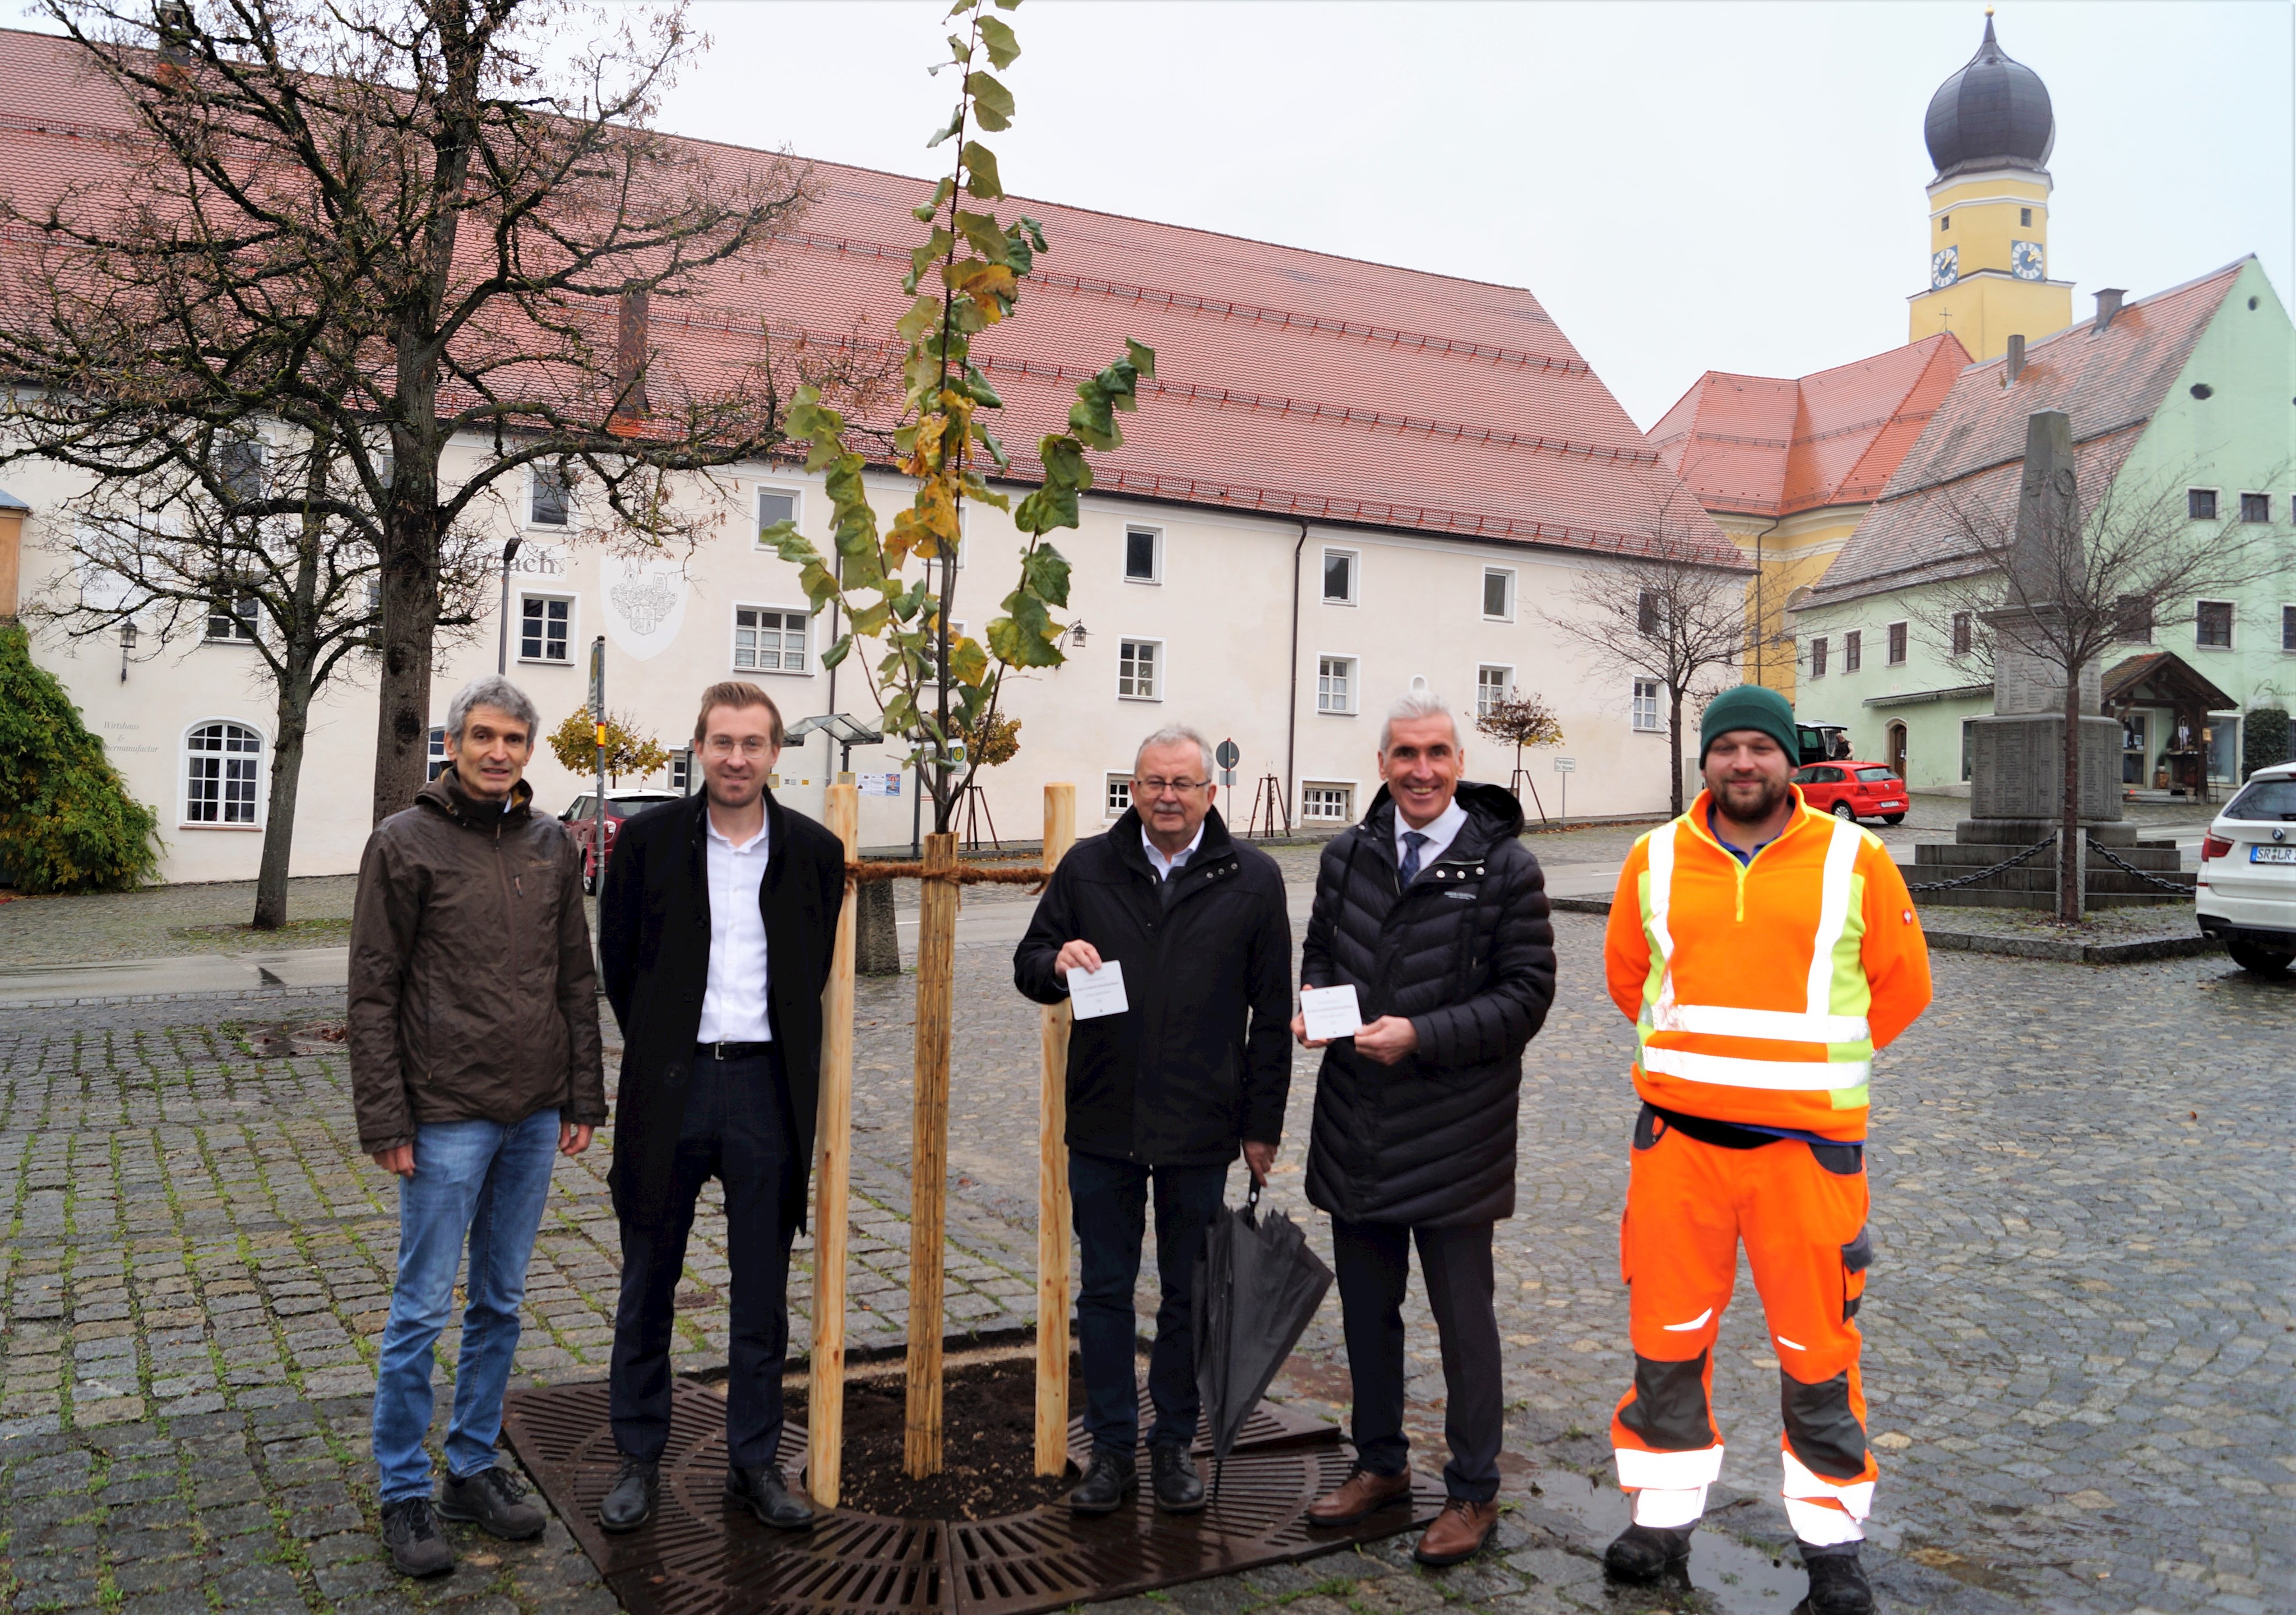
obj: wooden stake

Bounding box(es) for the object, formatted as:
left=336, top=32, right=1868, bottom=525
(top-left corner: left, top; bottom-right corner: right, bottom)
left=808, top=782, right=859, bottom=1508
left=1034, top=784, right=1077, bottom=1476
left=904, top=830, right=958, bottom=1477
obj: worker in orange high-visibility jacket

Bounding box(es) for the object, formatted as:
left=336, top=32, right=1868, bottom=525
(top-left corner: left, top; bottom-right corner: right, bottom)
left=1597, top=684, right=1930, bottom=1615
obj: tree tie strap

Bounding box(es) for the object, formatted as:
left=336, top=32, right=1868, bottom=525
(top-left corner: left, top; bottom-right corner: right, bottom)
left=845, top=858, right=1048, bottom=892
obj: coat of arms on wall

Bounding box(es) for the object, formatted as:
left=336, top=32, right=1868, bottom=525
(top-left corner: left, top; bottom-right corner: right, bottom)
left=602, top=555, right=688, bottom=660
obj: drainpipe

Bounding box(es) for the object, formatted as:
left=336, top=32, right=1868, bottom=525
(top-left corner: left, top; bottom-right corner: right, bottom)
left=1751, top=516, right=1781, bottom=690
left=1284, top=520, right=1309, bottom=832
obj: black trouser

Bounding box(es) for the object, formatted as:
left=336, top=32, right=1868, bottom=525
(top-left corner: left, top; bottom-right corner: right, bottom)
left=1070, top=1150, right=1231, bottom=1455
left=1331, top=1215, right=1503, bottom=1502
left=610, top=1047, right=798, bottom=1470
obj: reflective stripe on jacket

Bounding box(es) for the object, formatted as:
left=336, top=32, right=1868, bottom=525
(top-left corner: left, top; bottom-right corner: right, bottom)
left=1601, top=788, right=1931, bottom=1141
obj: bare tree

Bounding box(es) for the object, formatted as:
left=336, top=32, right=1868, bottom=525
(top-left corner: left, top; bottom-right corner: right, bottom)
left=1543, top=496, right=1756, bottom=816
left=26, top=420, right=488, bottom=927
left=1913, top=437, right=2278, bottom=921
left=0, top=0, right=826, bottom=822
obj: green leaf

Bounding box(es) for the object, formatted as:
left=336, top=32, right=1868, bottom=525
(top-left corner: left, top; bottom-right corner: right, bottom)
left=762, top=520, right=813, bottom=566
left=947, top=634, right=989, bottom=687
left=1015, top=215, right=1048, bottom=254
left=849, top=598, right=891, bottom=636
left=925, top=103, right=965, bottom=148
left=987, top=590, right=1063, bottom=668
left=966, top=70, right=1015, bottom=131
left=821, top=633, right=853, bottom=670
left=976, top=13, right=1020, bottom=67
left=911, top=177, right=956, bottom=222
left=971, top=424, right=1012, bottom=476
left=1126, top=338, right=1156, bottom=380
left=960, top=140, right=1004, bottom=201
left=1020, top=541, right=1071, bottom=608
left=797, top=559, right=842, bottom=610
left=953, top=209, right=1008, bottom=263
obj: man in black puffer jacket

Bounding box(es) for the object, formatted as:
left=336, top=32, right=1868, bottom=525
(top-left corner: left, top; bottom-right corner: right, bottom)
left=1015, top=725, right=1293, bottom=1519
left=1296, top=691, right=1555, bottom=1566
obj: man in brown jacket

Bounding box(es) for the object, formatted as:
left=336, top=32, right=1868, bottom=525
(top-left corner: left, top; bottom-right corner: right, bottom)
left=349, top=674, right=605, bottom=1578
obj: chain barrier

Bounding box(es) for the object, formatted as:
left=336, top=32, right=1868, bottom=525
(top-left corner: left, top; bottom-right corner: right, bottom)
left=2086, top=838, right=2198, bottom=894
left=1904, top=831, right=2057, bottom=894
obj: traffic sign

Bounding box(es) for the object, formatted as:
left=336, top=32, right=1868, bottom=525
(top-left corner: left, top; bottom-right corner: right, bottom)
left=1215, top=738, right=1240, bottom=770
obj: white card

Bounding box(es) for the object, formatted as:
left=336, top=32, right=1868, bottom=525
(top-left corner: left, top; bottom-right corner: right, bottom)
left=1300, top=984, right=1364, bottom=1041
left=1067, top=959, right=1130, bottom=1020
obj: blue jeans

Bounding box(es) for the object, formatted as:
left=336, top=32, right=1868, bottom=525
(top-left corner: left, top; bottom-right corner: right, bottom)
left=372, top=1108, right=560, bottom=1502
left=1070, top=1150, right=1231, bottom=1455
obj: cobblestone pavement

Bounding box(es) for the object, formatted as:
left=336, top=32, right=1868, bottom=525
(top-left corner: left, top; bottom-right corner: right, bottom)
left=4, top=900, right=2291, bottom=1615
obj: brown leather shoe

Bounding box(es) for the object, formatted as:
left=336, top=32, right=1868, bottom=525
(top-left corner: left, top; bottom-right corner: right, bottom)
left=1414, top=1498, right=1500, bottom=1566
left=1306, top=1465, right=1413, bottom=1526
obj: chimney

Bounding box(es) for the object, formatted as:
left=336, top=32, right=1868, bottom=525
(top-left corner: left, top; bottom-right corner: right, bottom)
left=610, top=288, right=650, bottom=432
left=2093, top=288, right=2127, bottom=333
left=2004, top=334, right=2025, bottom=384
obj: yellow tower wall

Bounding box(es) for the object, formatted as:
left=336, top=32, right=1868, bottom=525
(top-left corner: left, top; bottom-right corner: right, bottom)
left=1907, top=168, right=2072, bottom=359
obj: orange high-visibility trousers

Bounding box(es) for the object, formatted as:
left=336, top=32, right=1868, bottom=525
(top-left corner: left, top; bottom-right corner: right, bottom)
left=1609, top=1108, right=1877, bottom=1547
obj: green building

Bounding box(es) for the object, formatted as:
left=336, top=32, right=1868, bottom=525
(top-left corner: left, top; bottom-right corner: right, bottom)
left=1789, top=257, right=2295, bottom=797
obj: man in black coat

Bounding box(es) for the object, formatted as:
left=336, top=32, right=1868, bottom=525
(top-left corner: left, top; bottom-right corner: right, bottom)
left=1295, top=692, right=1555, bottom=1566
left=1015, top=724, right=1293, bottom=1517
left=595, top=682, right=845, bottom=1535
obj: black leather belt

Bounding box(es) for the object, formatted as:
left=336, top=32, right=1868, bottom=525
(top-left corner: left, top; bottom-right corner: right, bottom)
left=695, top=1040, right=775, bottom=1061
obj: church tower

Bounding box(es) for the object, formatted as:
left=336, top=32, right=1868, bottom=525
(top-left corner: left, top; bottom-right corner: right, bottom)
left=1907, top=12, right=2073, bottom=359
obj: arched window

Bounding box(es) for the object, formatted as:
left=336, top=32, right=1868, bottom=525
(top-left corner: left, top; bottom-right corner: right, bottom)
left=185, top=721, right=262, bottom=825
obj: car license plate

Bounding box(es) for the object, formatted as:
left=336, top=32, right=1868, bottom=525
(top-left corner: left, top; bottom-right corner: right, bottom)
left=2252, top=845, right=2296, bottom=864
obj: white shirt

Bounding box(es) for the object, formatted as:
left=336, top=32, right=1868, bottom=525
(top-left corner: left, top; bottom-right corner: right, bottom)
left=1396, top=797, right=1469, bottom=879
left=1142, top=822, right=1205, bottom=882
left=697, top=812, right=773, bottom=1043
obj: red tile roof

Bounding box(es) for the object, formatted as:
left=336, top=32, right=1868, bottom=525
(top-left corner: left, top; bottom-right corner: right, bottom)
left=1649, top=334, right=1970, bottom=519
left=0, top=26, right=1742, bottom=568
left=1805, top=260, right=2248, bottom=605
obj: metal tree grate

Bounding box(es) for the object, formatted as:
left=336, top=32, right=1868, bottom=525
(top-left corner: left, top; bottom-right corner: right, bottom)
left=503, top=1379, right=1440, bottom=1615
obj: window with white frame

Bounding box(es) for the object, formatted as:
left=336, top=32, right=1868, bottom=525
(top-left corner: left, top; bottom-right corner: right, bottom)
left=1118, top=638, right=1160, bottom=699
left=756, top=487, right=798, bottom=543
left=1124, top=526, right=1160, bottom=584
left=2196, top=600, right=2234, bottom=649
left=1482, top=568, right=1515, bottom=621
left=1317, top=655, right=1356, bottom=714
left=734, top=605, right=809, bottom=673
left=1104, top=774, right=1132, bottom=817
left=530, top=464, right=572, bottom=528
left=1631, top=678, right=1661, bottom=732
left=519, top=594, right=573, bottom=663
left=2284, top=604, right=2296, bottom=653
left=1322, top=549, right=1358, bottom=605
left=1844, top=629, right=1863, bottom=672
left=1301, top=782, right=1354, bottom=822
left=1887, top=621, right=1908, bottom=665
left=184, top=721, right=262, bottom=825
left=669, top=748, right=693, bottom=794
left=216, top=437, right=266, bottom=503
left=1809, top=636, right=1827, bottom=677
left=205, top=591, right=258, bottom=643
left=1476, top=665, right=1513, bottom=716
left=2187, top=488, right=2218, bottom=521
left=2239, top=492, right=2271, bottom=524
left=427, top=726, right=448, bottom=781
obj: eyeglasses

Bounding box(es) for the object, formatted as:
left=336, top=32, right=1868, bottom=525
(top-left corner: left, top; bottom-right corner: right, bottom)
left=704, top=735, right=775, bottom=758
left=1134, top=778, right=1209, bottom=798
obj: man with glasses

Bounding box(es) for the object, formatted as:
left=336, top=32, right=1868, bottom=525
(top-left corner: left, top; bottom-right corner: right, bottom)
left=594, top=682, right=846, bottom=1534
left=1015, top=725, right=1294, bottom=1515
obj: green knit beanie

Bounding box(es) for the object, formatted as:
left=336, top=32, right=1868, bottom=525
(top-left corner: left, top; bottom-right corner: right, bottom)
left=1699, top=684, right=1799, bottom=766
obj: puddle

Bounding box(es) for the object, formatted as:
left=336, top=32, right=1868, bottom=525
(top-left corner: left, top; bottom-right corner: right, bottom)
left=1513, top=1466, right=1812, bottom=1615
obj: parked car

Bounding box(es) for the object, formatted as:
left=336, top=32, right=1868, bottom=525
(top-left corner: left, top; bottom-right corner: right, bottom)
left=2195, top=760, right=2296, bottom=976
left=1792, top=762, right=1909, bottom=825
left=562, top=789, right=681, bottom=892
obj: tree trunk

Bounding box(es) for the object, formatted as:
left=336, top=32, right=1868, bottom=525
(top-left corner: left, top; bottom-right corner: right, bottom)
left=2058, top=657, right=2082, bottom=924
left=1668, top=688, right=1686, bottom=817
left=372, top=505, right=443, bottom=825
left=254, top=662, right=316, bottom=930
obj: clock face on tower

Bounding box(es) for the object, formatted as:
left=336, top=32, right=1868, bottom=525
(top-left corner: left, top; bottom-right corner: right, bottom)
left=2012, top=240, right=2045, bottom=281
left=1931, top=246, right=1959, bottom=289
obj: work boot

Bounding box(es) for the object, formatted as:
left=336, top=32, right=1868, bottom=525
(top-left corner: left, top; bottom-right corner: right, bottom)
left=438, top=1465, right=547, bottom=1540
left=379, top=1497, right=455, bottom=1578
left=1306, top=1465, right=1413, bottom=1526
left=1150, top=1444, right=1206, bottom=1514
left=598, top=1456, right=659, bottom=1533
left=1414, top=1498, right=1500, bottom=1566
left=1800, top=1545, right=1874, bottom=1615
left=1067, top=1449, right=1137, bottom=1516
left=1604, top=1522, right=1694, bottom=1583
left=726, top=1465, right=815, bottom=1530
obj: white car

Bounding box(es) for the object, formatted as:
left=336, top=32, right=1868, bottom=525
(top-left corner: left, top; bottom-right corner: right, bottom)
left=2195, top=759, right=2296, bottom=975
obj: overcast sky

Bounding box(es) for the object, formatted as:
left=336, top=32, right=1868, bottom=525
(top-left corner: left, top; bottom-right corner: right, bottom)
left=645, top=0, right=2290, bottom=429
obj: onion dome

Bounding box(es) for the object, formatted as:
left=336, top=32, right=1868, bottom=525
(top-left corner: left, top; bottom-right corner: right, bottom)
left=1923, top=13, right=2055, bottom=179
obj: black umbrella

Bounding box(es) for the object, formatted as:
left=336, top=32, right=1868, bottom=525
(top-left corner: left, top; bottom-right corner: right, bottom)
left=1192, top=1183, right=1335, bottom=1496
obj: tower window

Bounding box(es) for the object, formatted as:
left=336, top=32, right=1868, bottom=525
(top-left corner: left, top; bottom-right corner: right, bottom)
left=2020, top=207, right=2032, bottom=226
left=1939, top=214, right=1950, bottom=231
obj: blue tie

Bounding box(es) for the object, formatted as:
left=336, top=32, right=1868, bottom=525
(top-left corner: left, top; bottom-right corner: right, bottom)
left=1399, top=830, right=1429, bottom=884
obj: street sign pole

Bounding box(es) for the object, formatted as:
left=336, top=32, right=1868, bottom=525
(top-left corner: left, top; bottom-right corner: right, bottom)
left=589, top=637, right=607, bottom=884
left=1553, top=755, right=1576, bottom=825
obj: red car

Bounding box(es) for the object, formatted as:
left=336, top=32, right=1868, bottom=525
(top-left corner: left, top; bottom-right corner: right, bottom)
left=1792, top=762, right=1908, bottom=825
left=562, top=789, right=681, bottom=891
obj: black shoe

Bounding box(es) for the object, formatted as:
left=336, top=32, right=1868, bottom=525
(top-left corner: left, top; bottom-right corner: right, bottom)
left=380, top=1497, right=455, bottom=1578
left=1150, top=1445, right=1205, bottom=1514
left=1800, top=1545, right=1874, bottom=1615
left=1604, top=1522, right=1693, bottom=1584
left=438, top=1464, right=547, bottom=1540
left=1067, top=1448, right=1138, bottom=1516
left=726, top=1465, right=815, bottom=1531
left=599, top=1456, right=659, bottom=1534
